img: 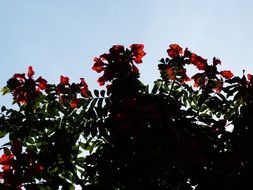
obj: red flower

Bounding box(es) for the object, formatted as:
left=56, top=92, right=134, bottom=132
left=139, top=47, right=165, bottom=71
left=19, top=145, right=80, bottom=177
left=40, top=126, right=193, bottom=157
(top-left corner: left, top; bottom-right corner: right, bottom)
left=167, top=44, right=183, bottom=58
left=70, top=99, right=79, bottom=108
left=92, top=57, right=106, bottom=73
left=2, top=164, right=11, bottom=171
left=13, top=73, right=25, bottom=82
left=109, top=45, right=124, bottom=54
left=97, top=75, right=106, bottom=86
left=36, top=76, right=47, bottom=90
left=93, top=44, right=144, bottom=86
left=27, top=66, right=35, bottom=78
left=60, top=75, right=69, bottom=85
left=7, top=67, right=47, bottom=105
left=130, top=44, right=146, bottom=64
left=0, top=154, right=14, bottom=168
left=80, top=78, right=89, bottom=97
left=220, top=70, right=234, bottom=79
left=190, top=53, right=207, bottom=70
left=247, top=73, right=253, bottom=81
left=192, top=73, right=206, bottom=87
left=167, top=67, right=176, bottom=80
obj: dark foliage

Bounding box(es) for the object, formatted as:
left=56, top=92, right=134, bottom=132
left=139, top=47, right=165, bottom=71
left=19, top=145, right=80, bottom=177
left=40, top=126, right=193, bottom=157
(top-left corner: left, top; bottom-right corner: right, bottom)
left=0, top=44, right=253, bottom=189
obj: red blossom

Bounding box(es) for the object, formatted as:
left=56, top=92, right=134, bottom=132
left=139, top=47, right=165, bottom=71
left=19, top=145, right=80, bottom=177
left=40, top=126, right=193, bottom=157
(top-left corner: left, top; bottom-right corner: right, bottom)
left=192, top=73, right=206, bottom=87
left=93, top=44, right=144, bottom=86
left=13, top=73, right=26, bottom=82
left=97, top=75, right=107, bottom=86
left=220, top=70, right=234, bottom=79
left=109, top=45, right=124, bottom=54
left=27, top=66, right=35, bottom=78
left=247, top=73, right=253, bottom=81
left=167, top=44, right=183, bottom=58
left=0, top=154, right=14, bottom=173
left=2, top=164, right=11, bottom=171
left=92, top=57, right=106, bottom=73
left=70, top=99, right=79, bottom=108
left=60, top=75, right=69, bottom=85
left=130, top=44, right=146, bottom=64
left=80, top=78, right=89, bottom=97
left=167, top=67, right=176, bottom=80
left=36, top=76, right=47, bottom=90
left=190, top=53, right=207, bottom=70
left=7, top=67, right=47, bottom=105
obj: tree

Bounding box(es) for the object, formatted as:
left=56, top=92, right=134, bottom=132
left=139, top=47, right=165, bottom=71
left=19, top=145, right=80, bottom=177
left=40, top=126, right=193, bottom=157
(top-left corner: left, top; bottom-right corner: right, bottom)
left=0, top=43, right=253, bottom=189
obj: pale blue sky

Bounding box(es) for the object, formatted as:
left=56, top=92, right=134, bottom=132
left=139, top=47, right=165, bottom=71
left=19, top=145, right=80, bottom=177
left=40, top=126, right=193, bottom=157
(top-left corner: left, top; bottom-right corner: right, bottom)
left=1, top=1, right=253, bottom=101
left=1, top=0, right=253, bottom=143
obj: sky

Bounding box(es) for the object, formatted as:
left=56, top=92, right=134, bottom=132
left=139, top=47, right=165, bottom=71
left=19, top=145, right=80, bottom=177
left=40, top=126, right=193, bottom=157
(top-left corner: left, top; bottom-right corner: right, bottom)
left=1, top=0, right=253, bottom=104
left=1, top=0, right=253, bottom=150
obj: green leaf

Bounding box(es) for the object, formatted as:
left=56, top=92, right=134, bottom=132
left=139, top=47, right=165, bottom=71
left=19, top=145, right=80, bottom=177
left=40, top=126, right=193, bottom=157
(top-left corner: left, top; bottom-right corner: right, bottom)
left=77, top=157, right=85, bottom=163
left=94, top=90, right=99, bottom=97
left=100, top=90, right=105, bottom=97
left=0, top=130, right=7, bottom=138
left=69, top=185, right=75, bottom=190
left=0, top=87, right=11, bottom=95
left=1, top=106, right=6, bottom=112
left=152, top=84, right=158, bottom=94
left=27, top=137, right=35, bottom=144
left=159, top=58, right=165, bottom=63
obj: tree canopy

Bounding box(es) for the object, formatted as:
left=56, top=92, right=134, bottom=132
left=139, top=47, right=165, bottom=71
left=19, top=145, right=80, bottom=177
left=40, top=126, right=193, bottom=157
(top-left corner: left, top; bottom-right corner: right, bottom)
left=0, top=44, right=253, bottom=189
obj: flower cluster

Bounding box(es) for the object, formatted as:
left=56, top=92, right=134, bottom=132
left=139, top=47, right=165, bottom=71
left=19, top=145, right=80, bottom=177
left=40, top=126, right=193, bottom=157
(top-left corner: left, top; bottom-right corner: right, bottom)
left=92, top=44, right=146, bottom=86
left=56, top=75, right=89, bottom=108
left=159, top=44, right=190, bottom=83
left=6, top=66, right=47, bottom=105
left=159, top=44, right=235, bottom=92
left=0, top=140, right=44, bottom=189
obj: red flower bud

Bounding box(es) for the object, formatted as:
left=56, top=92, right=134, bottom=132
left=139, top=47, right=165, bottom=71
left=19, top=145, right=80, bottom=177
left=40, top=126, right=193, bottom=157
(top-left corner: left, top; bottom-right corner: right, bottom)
left=27, top=66, right=35, bottom=78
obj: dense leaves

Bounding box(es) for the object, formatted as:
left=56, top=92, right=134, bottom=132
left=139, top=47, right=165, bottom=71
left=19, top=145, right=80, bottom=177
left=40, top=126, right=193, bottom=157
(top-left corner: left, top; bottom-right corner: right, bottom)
left=0, top=44, right=253, bottom=189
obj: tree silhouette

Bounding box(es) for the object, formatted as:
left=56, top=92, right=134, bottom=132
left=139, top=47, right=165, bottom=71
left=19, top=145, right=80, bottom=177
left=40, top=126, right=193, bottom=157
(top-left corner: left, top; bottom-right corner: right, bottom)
left=0, top=44, right=253, bottom=189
